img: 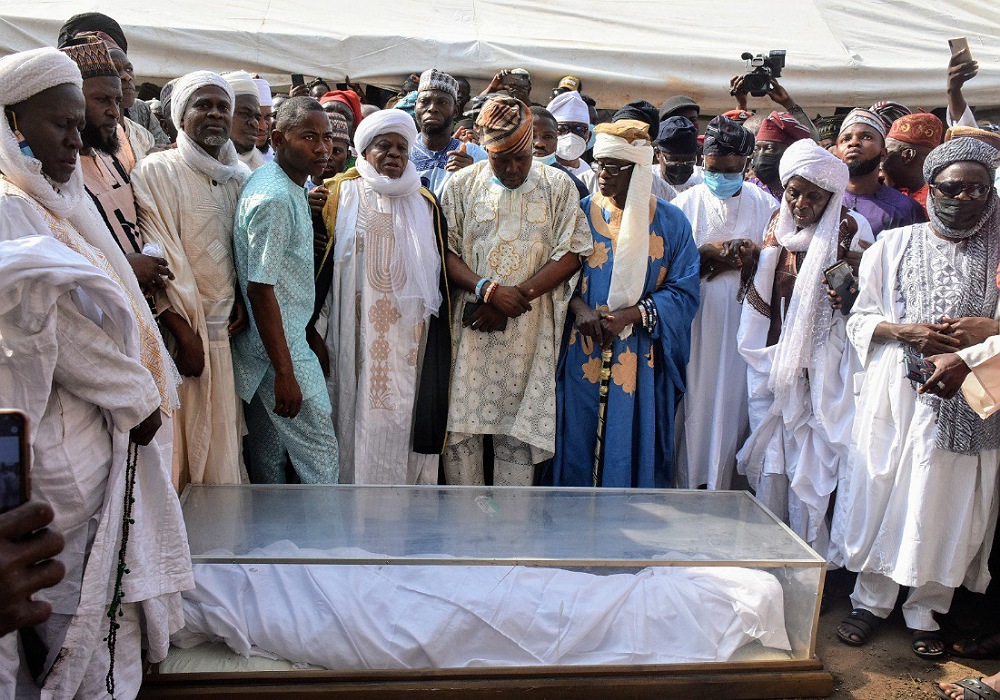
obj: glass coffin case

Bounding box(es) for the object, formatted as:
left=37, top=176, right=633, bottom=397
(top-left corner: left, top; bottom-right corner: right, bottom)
left=140, top=485, right=833, bottom=699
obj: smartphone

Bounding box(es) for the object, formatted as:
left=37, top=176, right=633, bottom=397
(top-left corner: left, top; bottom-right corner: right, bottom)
left=949, top=37, right=971, bottom=59
left=0, top=410, right=30, bottom=514
left=463, top=301, right=507, bottom=331
left=903, top=347, right=934, bottom=385
left=823, top=260, right=858, bottom=315
left=290, top=73, right=306, bottom=89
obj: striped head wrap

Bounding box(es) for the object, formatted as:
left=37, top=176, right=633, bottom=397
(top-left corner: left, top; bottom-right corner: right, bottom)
left=703, top=115, right=754, bottom=157
left=476, top=95, right=533, bottom=154
left=839, top=108, right=887, bottom=141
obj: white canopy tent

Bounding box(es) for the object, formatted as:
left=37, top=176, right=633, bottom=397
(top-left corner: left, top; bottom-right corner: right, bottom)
left=1, top=0, right=999, bottom=114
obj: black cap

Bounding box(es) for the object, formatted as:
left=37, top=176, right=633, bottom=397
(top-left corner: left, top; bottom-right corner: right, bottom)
left=58, top=12, right=128, bottom=53
left=658, top=95, right=700, bottom=121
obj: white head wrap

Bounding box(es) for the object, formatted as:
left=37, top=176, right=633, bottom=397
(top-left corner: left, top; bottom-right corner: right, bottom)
left=767, top=138, right=850, bottom=404
left=0, top=48, right=180, bottom=413
left=221, top=70, right=260, bottom=99
left=254, top=78, right=273, bottom=107
left=592, top=120, right=655, bottom=337
left=0, top=47, right=82, bottom=106
left=345, top=109, right=442, bottom=321
left=171, top=71, right=247, bottom=185
left=546, top=91, right=590, bottom=125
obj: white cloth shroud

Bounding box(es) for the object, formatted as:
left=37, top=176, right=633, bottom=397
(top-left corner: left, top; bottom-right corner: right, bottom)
left=174, top=540, right=791, bottom=668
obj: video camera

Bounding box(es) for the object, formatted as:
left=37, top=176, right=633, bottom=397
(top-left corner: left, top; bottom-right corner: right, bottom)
left=732, top=50, right=786, bottom=97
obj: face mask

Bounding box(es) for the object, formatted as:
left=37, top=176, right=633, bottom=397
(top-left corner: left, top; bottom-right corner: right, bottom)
left=752, top=152, right=781, bottom=183
left=491, top=175, right=517, bottom=191
left=587, top=131, right=596, bottom=151
left=534, top=153, right=557, bottom=166
left=932, top=196, right=989, bottom=233
left=556, top=133, right=587, bottom=161
left=704, top=171, right=744, bottom=199
left=663, top=163, right=694, bottom=186
left=14, top=130, right=34, bottom=159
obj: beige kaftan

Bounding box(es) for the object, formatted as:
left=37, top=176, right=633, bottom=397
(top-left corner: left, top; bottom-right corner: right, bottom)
left=132, top=150, right=245, bottom=485
left=440, top=161, right=592, bottom=456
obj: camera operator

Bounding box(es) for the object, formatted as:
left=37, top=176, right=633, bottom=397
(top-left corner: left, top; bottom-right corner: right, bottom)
left=730, top=74, right=820, bottom=143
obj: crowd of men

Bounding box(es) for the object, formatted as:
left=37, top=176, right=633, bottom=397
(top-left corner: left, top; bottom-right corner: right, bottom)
left=2, top=10, right=1000, bottom=699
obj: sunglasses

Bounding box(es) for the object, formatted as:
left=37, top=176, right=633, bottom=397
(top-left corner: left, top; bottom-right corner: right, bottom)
left=595, top=161, right=635, bottom=176
left=557, top=123, right=590, bottom=138
left=930, top=181, right=993, bottom=200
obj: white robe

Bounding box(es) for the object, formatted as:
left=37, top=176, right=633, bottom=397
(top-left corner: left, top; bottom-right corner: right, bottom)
left=0, top=234, right=192, bottom=699
left=736, top=211, right=873, bottom=560
left=838, top=225, right=999, bottom=591
left=672, top=183, right=777, bottom=489
left=132, top=150, right=246, bottom=486
left=317, top=178, right=438, bottom=485
left=237, top=147, right=266, bottom=172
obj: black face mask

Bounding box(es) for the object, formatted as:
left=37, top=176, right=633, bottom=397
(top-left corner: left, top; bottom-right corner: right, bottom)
left=933, top=196, right=989, bottom=232
left=663, top=162, right=695, bottom=185
left=752, top=152, right=782, bottom=183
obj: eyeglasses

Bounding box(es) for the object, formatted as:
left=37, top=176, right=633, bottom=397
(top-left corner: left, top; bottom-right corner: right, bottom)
left=595, top=161, right=635, bottom=176
left=930, top=180, right=993, bottom=200
left=557, top=123, right=590, bottom=138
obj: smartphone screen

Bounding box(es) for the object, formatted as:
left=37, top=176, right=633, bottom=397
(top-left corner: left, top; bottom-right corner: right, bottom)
left=949, top=37, right=971, bottom=58
left=290, top=73, right=305, bottom=88
left=0, top=410, right=29, bottom=514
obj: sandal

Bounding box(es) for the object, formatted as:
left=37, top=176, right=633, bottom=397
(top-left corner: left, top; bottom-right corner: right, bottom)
left=837, top=608, right=880, bottom=646
left=933, top=677, right=1000, bottom=700
left=949, top=633, right=1000, bottom=660
left=912, top=629, right=946, bottom=660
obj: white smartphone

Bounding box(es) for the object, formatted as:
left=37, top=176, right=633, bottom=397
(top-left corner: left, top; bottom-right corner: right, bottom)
left=949, top=37, right=971, bottom=59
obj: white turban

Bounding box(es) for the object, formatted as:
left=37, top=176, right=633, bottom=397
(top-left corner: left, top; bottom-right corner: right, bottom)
left=170, top=71, right=246, bottom=186
left=0, top=47, right=81, bottom=107
left=254, top=78, right=272, bottom=107
left=353, top=107, right=418, bottom=156
left=768, top=138, right=850, bottom=403
left=591, top=120, right=655, bottom=335
left=170, top=70, right=235, bottom=129
left=546, top=90, right=590, bottom=125
left=345, top=108, right=441, bottom=323
left=221, top=70, right=259, bottom=99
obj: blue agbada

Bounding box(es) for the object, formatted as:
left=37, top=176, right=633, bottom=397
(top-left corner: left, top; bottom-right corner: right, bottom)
left=554, top=193, right=700, bottom=487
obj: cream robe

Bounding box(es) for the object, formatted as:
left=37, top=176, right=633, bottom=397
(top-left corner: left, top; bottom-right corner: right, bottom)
left=737, top=211, right=873, bottom=560
left=440, top=161, right=592, bottom=457
left=672, top=183, right=777, bottom=489
left=317, top=178, right=438, bottom=484
left=958, top=334, right=1000, bottom=417
left=237, top=146, right=266, bottom=172
left=132, top=151, right=245, bottom=485
left=838, top=225, right=999, bottom=591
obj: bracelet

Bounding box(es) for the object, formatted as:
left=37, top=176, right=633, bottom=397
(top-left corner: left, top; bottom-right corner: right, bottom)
left=474, top=277, right=490, bottom=302
left=637, top=304, right=648, bottom=330
left=483, top=281, right=499, bottom=304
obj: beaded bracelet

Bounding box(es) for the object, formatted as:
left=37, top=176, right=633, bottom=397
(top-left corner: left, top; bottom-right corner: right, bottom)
left=475, top=277, right=490, bottom=302
left=483, top=281, right=499, bottom=304
left=637, top=304, right=648, bottom=330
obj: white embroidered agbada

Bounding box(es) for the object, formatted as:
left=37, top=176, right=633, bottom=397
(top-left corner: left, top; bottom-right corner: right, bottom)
left=838, top=221, right=1000, bottom=592
left=0, top=48, right=190, bottom=698
left=672, top=181, right=777, bottom=489
left=316, top=110, right=446, bottom=484
left=132, top=71, right=249, bottom=486
left=735, top=140, right=874, bottom=559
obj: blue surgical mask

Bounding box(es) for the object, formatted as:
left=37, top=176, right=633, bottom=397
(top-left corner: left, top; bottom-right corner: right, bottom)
left=704, top=171, right=744, bottom=199
left=586, top=130, right=596, bottom=150
left=491, top=175, right=516, bottom=191
left=534, top=153, right=557, bottom=166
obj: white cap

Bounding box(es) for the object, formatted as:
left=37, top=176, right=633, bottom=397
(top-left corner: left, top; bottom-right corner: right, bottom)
left=546, top=90, right=590, bottom=125
left=253, top=78, right=272, bottom=107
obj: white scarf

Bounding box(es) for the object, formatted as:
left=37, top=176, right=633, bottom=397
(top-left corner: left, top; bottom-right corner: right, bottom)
left=352, top=157, right=442, bottom=321
left=592, top=131, right=655, bottom=337
left=767, top=139, right=849, bottom=407
left=177, top=131, right=249, bottom=185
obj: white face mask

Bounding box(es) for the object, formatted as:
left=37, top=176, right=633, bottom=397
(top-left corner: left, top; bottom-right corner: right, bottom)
left=556, top=133, right=588, bottom=161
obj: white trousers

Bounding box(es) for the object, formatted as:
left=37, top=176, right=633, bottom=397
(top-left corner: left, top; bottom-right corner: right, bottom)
left=850, top=571, right=955, bottom=631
